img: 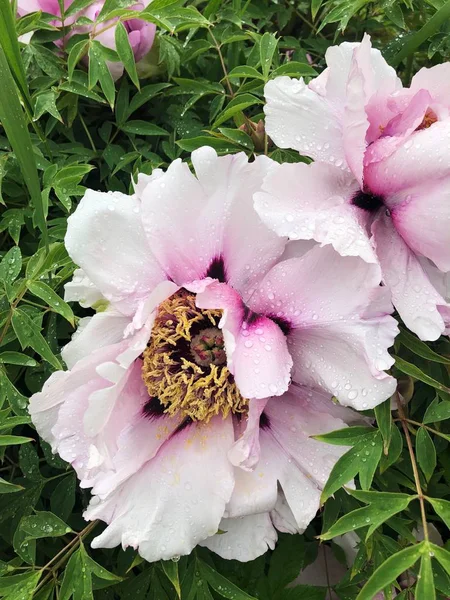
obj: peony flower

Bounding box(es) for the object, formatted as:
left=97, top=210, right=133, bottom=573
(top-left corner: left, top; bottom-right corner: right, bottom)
left=17, top=0, right=156, bottom=80
left=258, top=34, right=450, bottom=341
left=29, top=147, right=397, bottom=562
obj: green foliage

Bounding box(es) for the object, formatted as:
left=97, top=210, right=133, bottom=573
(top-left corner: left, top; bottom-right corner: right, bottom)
left=0, top=0, right=449, bottom=598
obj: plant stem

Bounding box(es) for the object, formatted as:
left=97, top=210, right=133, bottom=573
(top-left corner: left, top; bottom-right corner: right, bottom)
left=396, top=396, right=429, bottom=541
left=209, top=29, right=234, bottom=97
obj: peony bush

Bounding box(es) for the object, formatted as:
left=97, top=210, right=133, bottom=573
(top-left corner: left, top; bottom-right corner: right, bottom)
left=0, top=0, right=449, bottom=598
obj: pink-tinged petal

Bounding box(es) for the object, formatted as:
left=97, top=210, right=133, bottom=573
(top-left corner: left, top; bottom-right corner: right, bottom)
left=196, top=282, right=293, bottom=399
left=249, top=245, right=397, bottom=409
left=249, top=244, right=385, bottom=327
left=140, top=147, right=285, bottom=294
left=264, top=77, right=346, bottom=167
left=255, top=162, right=377, bottom=263
left=127, top=21, right=156, bottom=61
left=29, top=342, right=142, bottom=487
left=261, top=431, right=320, bottom=532
left=64, top=269, right=104, bottom=309
left=390, top=179, right=450, bottom=272
left=264, top=388, right=351, bottom=487
left=320, top=35, right=400, bottom=110
left=87, top=417, right=235, bottom=562
left=200, top=513, right=277, bottom=562
left=62, top=310, right=130, bottom=369
left=270, top=493, right=300, bottom=534
left=373, top=214, right=450, bottom=341
left=232, top=316, right=292, bottom=400
left=65, top=189, right=166, bottom=316
left=342, top=38, right=371, bottom=185
left=410, top=63, right=450, bottom=108
left=92, top=408, right=183, bottom=498
left=365, top=118, right=450, bottom=197
left=17, top=0, right=43, bottom=14
left=228, top=398, right=268, bottom=470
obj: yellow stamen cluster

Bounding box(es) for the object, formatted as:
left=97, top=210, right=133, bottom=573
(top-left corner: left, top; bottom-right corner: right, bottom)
left=417, top=109, right=437, bottom=131
left=142, top=290, right=247, bottom=423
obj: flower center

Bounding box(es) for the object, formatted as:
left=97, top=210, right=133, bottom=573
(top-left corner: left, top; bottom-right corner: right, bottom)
left=141, top=290, right=247, bottom=423
left=190, top=327, right=226, bottom=367
left=417, top=109, right=437, bottom=131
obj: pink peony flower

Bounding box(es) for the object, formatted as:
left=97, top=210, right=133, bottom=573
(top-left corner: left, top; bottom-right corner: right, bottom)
left=258, top=34, right=450, bottom=341
left=29, top=147, right=397, bottom=562
left=17, top=0, right=156, bottom=80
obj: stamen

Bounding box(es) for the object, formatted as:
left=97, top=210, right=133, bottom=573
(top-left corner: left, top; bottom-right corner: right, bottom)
left=141, top=290, right=247, bottom=422
left=351, top=190, right=384, bottom=213
left=416, top=109, right=437, bottom=131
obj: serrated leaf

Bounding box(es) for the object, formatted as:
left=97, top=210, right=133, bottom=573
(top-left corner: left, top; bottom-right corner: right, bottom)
left=356, top=543, right=423, bottom=600
left=416, top=427, right=436, bottom=482
left=11, top=308, right=62, bottom=369
left=27, top=281, right=74, bottom=325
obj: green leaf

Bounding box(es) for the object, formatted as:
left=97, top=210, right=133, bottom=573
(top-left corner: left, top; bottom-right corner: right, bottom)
left=416, top=427, right=436, bottom=482
left=115, top=22, right=140, bottom=89
left=356, top=543, right=423, bottom=600
left=89, top=41, right=116, bottom=108
left=0, top=477, right=23, bottom=494
left=50, top=474, right=76, bottom=521
left=176, top=136, right=242, bottom=153
left=311, top=0, right=323, bottom=19
left=271, top=61, right=317, bottom=78
left=374, top=399, right=392, bottom=453
left=394, top=356, right=450, bottom=394
left=432, top=544, right=450, bottom=577
left=68, top=39, right=90, bottom=79
left=0, top=47, right=47, bottom=245
left=0, top=246, right=22, bottom=285
left=416, top=551, right=435, bottom=600
left=321, top=492, right=412, bottom=540
left=228, top=65, right=265, bottom=80
left=218, top=127, right=254, bottom=150
left=0, top=435, right=33, bottom=446
left=212, top=93, right=263, bottom=129
left=34, top=90, right=63, bottom=122
left=423, top=396, right=450, bottom=423
left=120, top=120, right=169, bottom=136
left=398, top=327, right=450, bottom=365
left=198, top=560, right=257, bottom=599
left=380, top=424, right=403, bottom=472
left=11, top=308, right=62, bottom=369
left=312, top=426, right=374, bottom=445
left=427, top=497, right=450, bottom=529
left=27, top=281, right=75, bottom=325
left=161, top=560, right=181, bottom=598
left=0, top=571, right=42, bottom=597
left=391, top=0, right=450, bottom=65
left=259, top=32, right=278, bottom=78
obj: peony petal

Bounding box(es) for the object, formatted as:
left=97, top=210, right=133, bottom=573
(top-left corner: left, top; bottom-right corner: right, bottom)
left=140, top=147, right=285, bottom=294
left=64, top=268, right=104, bottom=309
left=200, top=513, right=277, bottom=562
left=264, top=388, right=351, bottom=487
left=227, top=398, right=268, bottom=470
left=255, top=161, right=376, bottom=263
left=62, top=309, right=130, bottom=369
left=264, top=76, right=346, bottom=167
left=65, top=189, right=166, bottom=316
left=248, top=245, right=397, bottom=409
left=373, top=214, right=450, bottom=341
left=196, top=282, right=293, bottom=400
left=87, top=417, right=235, bottom=562
left=410, top=63, right=450, bottom=108
left=364, top=118, right=450, bottom=197
left=390, top=179, right=450, bottom=273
